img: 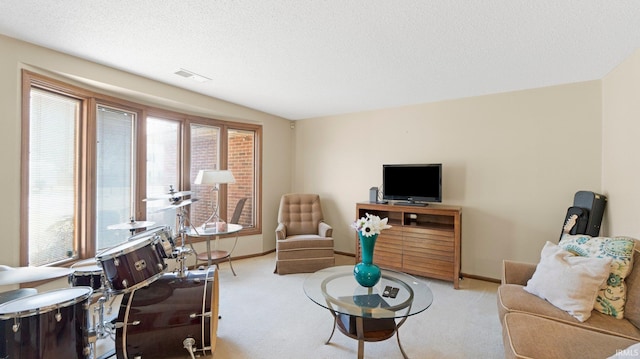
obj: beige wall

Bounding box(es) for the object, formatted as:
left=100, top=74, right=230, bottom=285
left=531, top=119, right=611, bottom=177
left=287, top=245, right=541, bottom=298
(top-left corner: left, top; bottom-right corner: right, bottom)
left=602, top=49, right=640, bottom=237
left=0, top=35, right=291, bottom=279
left=293, top=82, right=603, bottom=279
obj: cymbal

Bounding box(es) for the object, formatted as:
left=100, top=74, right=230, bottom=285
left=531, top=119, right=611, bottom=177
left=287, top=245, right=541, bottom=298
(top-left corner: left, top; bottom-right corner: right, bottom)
left=107, top=220, right=155, bottom=230
left=154, top=198, right=199, bottom=212
left=0, top=265, right=74, bottom=286
left=143, top=190, right=193, bottom=201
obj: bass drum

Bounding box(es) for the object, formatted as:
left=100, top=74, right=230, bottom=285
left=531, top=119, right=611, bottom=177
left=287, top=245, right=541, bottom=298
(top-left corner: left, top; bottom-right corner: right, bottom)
left=0, top=287, right=93, bottom=359
left=115, top=268, right=218, bottom=359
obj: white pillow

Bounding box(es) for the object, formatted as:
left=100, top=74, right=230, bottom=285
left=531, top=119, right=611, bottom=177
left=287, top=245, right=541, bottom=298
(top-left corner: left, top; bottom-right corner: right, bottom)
left=524, top=241, right=612, bottom=322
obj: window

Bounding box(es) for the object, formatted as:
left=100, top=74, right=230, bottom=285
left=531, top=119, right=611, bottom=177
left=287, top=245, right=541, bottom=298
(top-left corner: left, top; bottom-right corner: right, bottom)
left=26, top=88, right=81, bottom=266
left=22, top=71, right=262, bottom=266
left=227, top=128, right=257, bottom=227
left=145, top=117, right=181, bottom=229
left=96, top=105, right=136, bottom=250
left=189, top=123, right=221, bottom=228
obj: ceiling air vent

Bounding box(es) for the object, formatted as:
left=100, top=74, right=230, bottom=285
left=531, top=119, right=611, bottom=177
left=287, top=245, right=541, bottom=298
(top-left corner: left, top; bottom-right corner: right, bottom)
left=173, top=68, right=211, bottom=83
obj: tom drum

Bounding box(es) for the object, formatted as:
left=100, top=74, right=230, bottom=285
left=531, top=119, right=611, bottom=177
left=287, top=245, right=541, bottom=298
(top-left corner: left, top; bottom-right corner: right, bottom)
left=70, top=258, right=106, bottom=293
left=115, top=268, right=218, bottom=359
left=96, top=236, right=165, bottom=294
left=0, top=287, right=93, bottom=359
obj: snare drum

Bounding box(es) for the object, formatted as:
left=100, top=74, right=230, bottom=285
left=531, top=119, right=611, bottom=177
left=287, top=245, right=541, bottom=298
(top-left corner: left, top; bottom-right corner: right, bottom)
left=0, top=287, right=93, bottom=359
left=115, top=268, right=218, bottom=359
left=129, top=225, right=176, bottom=259
left=70, top=258, right=105, bottom=292
left=96, top=236, right=166, bottom=294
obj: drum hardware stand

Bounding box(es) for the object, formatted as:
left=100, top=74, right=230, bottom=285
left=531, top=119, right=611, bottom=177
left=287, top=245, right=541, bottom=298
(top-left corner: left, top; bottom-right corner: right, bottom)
left=87, top=290, right=119, bottom=359
left=94, top=296, right=110, bottom=339
left=174, top=206, right=196, bottom=278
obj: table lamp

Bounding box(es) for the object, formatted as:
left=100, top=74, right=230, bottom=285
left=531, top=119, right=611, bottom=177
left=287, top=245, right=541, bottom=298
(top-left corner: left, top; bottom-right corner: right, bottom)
left=194, top=169, right=235, bottom=231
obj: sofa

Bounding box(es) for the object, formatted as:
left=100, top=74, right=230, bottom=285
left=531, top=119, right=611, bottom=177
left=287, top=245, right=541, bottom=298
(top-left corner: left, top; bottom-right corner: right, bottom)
left=497, top=237, right=640, bottom=359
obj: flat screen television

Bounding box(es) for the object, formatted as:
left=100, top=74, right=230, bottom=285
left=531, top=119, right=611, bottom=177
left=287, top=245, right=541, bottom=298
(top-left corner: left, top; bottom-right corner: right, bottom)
left=382, top=163, right=442, bottom=205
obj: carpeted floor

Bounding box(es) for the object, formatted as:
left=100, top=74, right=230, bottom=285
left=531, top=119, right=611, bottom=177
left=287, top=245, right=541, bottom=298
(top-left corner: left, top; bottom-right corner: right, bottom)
left=211, top=253, right=504, bottom=359
left=97, top=252, right=504, bottom=358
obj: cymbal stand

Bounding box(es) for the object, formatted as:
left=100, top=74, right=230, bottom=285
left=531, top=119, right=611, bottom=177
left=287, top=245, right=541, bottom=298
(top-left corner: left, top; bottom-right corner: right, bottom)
left=175, top=206, right=191, bottom=278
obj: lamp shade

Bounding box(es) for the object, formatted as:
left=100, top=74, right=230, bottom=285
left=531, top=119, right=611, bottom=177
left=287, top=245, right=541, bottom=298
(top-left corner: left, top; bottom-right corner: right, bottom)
left=194, top=169, right=236, bottom=185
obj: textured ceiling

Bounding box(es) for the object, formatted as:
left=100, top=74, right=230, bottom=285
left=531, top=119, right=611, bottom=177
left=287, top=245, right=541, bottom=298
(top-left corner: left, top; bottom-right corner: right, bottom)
left=1, top=1, right=640, bottom=120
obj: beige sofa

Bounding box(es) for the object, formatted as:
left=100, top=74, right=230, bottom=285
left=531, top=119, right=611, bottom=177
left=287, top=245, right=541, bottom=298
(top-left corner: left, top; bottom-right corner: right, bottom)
left=497, top=242, right=640, bottom=358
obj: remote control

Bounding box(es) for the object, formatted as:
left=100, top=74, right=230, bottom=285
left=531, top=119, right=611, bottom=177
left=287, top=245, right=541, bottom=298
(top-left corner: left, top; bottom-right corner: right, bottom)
left=389, top=287, right=399, bottom=298
left=382, top=285, right=393, bottom=297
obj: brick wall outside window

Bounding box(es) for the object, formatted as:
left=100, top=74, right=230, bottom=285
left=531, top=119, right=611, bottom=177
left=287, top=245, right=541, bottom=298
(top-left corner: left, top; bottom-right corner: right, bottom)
left=189, top=128, right=254, bottom=228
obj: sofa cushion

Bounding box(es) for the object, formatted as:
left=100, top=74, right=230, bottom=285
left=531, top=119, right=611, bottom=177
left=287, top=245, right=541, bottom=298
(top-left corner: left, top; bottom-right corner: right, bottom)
left=502, top=312, right=639, bottom=359
left=623, top=244, right=640, bottom=329
left=560, top=235, right=636, bottom=319
left=524, top=241, right=611, bottom=322
left=498, top=284, right=640, bottom=341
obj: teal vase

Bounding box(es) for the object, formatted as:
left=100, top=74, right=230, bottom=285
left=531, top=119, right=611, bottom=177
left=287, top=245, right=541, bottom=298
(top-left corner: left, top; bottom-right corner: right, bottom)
left=354, top=233, right=381, bottom=287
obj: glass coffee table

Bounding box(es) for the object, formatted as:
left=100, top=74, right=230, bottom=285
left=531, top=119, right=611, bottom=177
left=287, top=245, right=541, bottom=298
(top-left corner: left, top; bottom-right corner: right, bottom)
left=303, top=265, right=433, bottom=359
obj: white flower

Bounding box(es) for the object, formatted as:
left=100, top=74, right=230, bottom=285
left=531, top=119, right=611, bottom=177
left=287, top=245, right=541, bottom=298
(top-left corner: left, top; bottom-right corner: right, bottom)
left=352, top=213, right=392, bottom=237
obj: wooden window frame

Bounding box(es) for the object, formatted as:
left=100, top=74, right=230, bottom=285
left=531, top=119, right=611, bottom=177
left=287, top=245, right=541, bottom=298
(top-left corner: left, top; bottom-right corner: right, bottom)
left=21, top=70, right=262, bottom=266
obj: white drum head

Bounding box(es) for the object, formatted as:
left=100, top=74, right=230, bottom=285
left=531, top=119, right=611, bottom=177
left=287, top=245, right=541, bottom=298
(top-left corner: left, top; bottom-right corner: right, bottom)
left=96, top=236, right=155, bottom=260
left=0, top=287, right=92, bottom=319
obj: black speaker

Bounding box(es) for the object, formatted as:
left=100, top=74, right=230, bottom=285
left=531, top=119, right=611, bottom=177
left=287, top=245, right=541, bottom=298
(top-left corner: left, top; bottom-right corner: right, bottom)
left=369, top=187, right=378, bottom=203
left=573, top=190, right=607, bottom=237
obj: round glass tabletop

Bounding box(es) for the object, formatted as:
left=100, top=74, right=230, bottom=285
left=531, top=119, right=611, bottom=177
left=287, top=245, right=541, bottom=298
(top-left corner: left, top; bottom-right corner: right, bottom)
left=186, top=223, right=242, bottom=236
left=303, top=265, right=433, bottom=319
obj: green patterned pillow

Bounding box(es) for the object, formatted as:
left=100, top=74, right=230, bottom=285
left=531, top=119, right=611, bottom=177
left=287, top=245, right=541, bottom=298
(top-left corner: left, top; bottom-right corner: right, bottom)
left=559, top=234, right=636, bottom=319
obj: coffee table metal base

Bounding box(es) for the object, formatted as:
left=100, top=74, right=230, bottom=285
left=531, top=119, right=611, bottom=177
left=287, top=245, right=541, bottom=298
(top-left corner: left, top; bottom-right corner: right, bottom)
left=325, top=312, right=409, bottom=359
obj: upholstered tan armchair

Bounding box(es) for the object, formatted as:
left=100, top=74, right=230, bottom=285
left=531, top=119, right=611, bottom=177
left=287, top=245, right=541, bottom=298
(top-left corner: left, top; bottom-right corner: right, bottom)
left=274, top=193, right=335, bottom=274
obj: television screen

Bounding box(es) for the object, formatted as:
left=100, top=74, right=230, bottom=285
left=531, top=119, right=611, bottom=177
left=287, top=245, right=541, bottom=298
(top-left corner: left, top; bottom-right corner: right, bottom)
left=382, top=164, right=442, bottom=204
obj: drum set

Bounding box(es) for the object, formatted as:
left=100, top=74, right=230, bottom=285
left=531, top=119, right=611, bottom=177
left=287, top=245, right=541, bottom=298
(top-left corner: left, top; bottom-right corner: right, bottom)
left=0, top=188, right=219, bottom=359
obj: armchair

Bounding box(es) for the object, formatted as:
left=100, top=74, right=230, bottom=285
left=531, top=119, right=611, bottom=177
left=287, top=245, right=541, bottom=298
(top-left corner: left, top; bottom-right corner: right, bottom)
left=274, top=193, right=335, bottom=274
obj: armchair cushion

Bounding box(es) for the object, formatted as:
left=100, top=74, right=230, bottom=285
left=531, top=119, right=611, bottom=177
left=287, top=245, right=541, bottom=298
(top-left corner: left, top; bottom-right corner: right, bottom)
left=278, top=193, right=325, bottom=236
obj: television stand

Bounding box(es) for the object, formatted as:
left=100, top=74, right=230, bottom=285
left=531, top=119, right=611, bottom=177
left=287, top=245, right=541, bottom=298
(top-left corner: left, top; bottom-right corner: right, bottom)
left=356, top=202, right=462, bottom=288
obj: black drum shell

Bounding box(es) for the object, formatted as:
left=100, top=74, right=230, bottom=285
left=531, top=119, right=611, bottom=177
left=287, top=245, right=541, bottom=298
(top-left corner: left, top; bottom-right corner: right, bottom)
left=96, top=236, right=166, bottom=293
left=115, top=268, right=218, bottom=359
left=0, top=287, right=92, bottom=359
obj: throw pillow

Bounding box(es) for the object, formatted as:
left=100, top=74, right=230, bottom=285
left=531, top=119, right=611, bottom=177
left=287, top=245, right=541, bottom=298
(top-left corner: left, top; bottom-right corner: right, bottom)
left=559, top=234, right=636, bottom=319
left=524, top=241, right=612, bottom=322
